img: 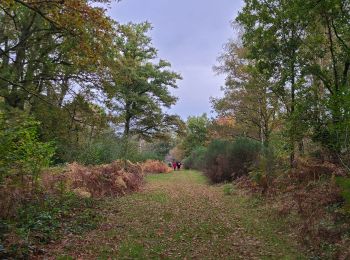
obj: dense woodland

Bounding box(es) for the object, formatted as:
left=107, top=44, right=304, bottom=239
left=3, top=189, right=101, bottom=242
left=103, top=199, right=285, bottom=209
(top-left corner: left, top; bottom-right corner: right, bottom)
left=1, top=0, right=350, bottom=259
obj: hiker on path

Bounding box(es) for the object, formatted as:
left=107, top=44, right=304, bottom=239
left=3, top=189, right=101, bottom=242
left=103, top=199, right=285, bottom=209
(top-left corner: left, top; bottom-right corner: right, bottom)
left=172, top=161, right=177, bottom=171
left=176, top=161, right=181, bottom=170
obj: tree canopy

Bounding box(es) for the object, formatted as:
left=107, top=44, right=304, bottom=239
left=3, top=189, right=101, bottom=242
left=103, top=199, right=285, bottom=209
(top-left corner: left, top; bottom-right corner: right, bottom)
left=213, top=0, right=350, bottom=166
left=107, top=22, right=183, bottom=140
left=0, top=1, right=184, bottom=164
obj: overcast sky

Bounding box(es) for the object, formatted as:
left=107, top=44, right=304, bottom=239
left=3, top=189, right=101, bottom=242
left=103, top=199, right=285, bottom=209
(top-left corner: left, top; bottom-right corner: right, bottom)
left=108, top=0, right=245, bottom=120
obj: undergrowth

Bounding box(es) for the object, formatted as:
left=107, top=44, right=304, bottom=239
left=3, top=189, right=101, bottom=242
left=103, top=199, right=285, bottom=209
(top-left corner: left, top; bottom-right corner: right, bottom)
left=234, top=167, right=350, bottom=259
left=142, top=160, right=172, bottom=174
left=0, top=192, right=102, bottom=259
left=336, top=177, right=350, bottom=214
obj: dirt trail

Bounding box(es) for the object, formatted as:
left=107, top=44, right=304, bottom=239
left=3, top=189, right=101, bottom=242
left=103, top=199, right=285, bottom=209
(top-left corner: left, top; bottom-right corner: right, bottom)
left=44, top=171, right=305, bottom=259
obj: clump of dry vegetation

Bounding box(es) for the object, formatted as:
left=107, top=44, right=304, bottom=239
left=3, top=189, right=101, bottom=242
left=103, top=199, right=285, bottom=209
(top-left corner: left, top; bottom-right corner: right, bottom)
left=0, top=178, right=34, bottom=219
left=141, top=160, right=172, bottom=174
left=0, top=160, right=145, bottom=258
left=42, top=160, right=144, bottom=198
left=235, top=159, right=350, bottom=259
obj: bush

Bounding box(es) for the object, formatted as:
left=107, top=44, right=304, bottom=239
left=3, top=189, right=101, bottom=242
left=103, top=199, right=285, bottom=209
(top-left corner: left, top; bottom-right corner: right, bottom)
left=336, top=177, right=350, bottom=214
left=205, top=138, right=261, bottom=183
left=76, top=132, right=123, bottom=165
left=223, top=183, right=235, bottom=195
left=0, top=109, right=55, bottom=183
left=111, top=138, right=164, bottom=163
left=75, top=135, right=164, bottom=165
left=42, top=160, right=144, bottom=198
left=135, top=151, right=163, bottom=162
left=0, top=192, right=100, bottom=259
left=142, top=160, right=172, bottom=174
left=183, top=146, right=207, bottom=170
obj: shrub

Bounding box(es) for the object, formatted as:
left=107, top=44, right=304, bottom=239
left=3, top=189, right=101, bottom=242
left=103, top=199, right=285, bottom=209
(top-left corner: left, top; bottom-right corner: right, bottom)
left=223, top=183, right=235, bottom=195
left=142, top=160, right=172, bottom=174
left=183, top=146, right=207, bottom=170
left=74, top=135, right=165, bottom=165
left=42, top=160, right=144, bottom=198
left=205, top=138, right=261, bottom=183
left=0, top=109, right=55, bottom=183
left=336, top=177, right=350, bottom=214
left=248, top=146, right=277, bottom=192
left=76, top=132, right=123, bottom=165
left=136, top=151, right=163, bottom=162
left=0, top=192, right=100, bottom=259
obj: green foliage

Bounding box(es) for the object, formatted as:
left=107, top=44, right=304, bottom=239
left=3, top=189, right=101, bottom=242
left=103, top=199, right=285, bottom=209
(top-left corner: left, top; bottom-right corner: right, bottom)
left=32, top=96, right=111, bottom=164
left=136, top=151, right=163, bottom=162
left=118, top=138, right=169, bottom=163
left=0, top=109, right=55, bottom=182
left=119, top=242, right=145, bottom=259
left=108, top=22, right=183, bottom=140
left=336, top=177, right=350, bottom=214
left=61, top=131, right=171, bottom=165
left=182, top=114, right=209, bottom=157
left=213, top=43, right=281, bottom=145
left=76, top=132, right=122, bottom=165
left=205, top=138, right=262, bottom=183
left=144, top=140, right=175, bottom=161
left=223, top=184, right=235, bottom=195
left=0, top=3, right=183, bottom=167
left=248, top=146, right=276, bottom=189
left=0, top=192, right=101, bottom=258
left=232, top=0, right=350, bottom=163
left=183, top=146, right=207, bottom=170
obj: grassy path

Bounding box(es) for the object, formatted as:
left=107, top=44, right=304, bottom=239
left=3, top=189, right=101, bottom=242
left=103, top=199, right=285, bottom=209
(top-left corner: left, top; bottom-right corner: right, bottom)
left=47, top=171, right=305, bottom=259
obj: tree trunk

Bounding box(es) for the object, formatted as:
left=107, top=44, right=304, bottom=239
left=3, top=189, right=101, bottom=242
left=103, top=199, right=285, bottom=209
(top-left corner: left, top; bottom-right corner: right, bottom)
left=290, top=57, right=296, bottom=168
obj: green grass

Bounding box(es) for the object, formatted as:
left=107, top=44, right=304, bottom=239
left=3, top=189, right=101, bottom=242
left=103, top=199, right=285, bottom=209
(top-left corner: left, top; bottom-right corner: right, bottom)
left=44, top=170, right=306, bottom=259
left=145, top=170, right=208, bottom=184
left=223, top=183, right=235, bottom=195
left=145, top=191, right=169, bottom=203
left=119, top=241, right=145, bottom=259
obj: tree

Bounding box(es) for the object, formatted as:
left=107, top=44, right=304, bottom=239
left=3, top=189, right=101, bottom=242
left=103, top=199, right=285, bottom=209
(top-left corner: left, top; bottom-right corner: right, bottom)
left=213, top=40, right=281, bottom=146
left=107, top=22, right=183, bottom=141
left=208, top=116, right=237, bottom=141
left=236, top=0, right=308, bottom=165
left=182, top=114, right=210, bottom=157
left=0, top=0, right=114, bottom=111
left=227, top=0, right=350, bottom=166
left=0, top=0, right=127, bottom=162
left=299, top=0, right=350, bottom=158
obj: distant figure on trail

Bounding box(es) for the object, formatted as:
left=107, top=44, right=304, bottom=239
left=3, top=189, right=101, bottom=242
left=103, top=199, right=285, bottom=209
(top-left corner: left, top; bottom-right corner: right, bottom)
left=172, top=161, right=177, bottom=171
left=176, top=161, right=181, bottom=170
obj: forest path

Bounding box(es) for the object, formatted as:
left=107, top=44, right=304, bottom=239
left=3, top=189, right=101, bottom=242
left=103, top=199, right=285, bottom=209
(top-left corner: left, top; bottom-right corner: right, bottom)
left=47, top=171, right=305, bottom=259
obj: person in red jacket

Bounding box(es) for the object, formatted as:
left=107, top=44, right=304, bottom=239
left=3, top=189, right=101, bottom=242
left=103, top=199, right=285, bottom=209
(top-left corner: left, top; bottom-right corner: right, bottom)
left=172, top=161, right=177, bottom=171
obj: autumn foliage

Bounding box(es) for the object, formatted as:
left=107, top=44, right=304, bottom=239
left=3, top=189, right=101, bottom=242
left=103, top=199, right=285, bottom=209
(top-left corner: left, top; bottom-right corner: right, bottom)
left=43, top=160, right=144, bottom=198
left=142, top=160, right=172, bottom=174
left=234, top=158, right=350, bottom=258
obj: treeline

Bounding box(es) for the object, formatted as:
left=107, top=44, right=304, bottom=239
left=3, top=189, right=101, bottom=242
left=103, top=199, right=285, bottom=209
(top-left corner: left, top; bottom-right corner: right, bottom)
left=174, top=1, right=350, bottom=257
left=213, top=0, right=350, bottom=166
left=0, top=1, right=183, bottom=257
left=179, top=0, right=350, bottom=177
left=0, top=0, right=184, bottom=181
